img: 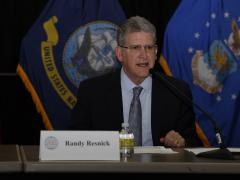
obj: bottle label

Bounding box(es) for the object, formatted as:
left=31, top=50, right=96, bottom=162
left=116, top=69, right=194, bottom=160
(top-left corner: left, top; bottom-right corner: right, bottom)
left=119, top=138, right=134, bottom=148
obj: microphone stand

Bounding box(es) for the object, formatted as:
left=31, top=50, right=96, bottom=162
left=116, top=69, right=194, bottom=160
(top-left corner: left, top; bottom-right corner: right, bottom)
left=149, top=68, right=234, bottom=160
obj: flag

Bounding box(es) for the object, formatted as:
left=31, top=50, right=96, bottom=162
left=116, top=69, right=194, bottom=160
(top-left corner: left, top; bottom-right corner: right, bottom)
left=161, top=0, right=240, bottom=147
left=17, top=0, right=126, bottom=130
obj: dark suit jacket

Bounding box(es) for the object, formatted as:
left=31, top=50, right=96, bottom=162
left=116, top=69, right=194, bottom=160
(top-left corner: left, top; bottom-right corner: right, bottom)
left=71, top=70, right=201, bottom=147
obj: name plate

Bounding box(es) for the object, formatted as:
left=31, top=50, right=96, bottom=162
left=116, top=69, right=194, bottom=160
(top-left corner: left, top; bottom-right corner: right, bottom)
left=39, top=130, right=120, bottom=161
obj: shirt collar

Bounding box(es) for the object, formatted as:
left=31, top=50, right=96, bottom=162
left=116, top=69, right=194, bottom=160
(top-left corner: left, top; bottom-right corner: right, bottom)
left=121, top=68, right=152, bottom=93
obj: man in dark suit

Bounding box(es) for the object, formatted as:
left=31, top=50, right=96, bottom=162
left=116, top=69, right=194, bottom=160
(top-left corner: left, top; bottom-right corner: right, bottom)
left=71, top=16, right=200, bottom=147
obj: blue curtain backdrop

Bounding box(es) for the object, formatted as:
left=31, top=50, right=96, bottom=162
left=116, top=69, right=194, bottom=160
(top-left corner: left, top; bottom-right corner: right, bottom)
left=18, top=0, right=126, bottom=130
left=161, top=0, right=240, bottom=147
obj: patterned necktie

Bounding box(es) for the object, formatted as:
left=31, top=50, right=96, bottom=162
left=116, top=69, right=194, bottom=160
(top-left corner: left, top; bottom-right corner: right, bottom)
left=129, top=86, right=143, bottom=146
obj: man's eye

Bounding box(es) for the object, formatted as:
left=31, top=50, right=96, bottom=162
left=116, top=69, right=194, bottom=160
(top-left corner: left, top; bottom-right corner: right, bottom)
left=132, top=45, right=141, bottom=50
left=146, top=46, right=153, bottom=50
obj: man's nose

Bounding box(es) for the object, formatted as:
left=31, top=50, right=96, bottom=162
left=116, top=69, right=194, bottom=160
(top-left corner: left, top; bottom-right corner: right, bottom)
left=139, top=47, right=148, bottom=58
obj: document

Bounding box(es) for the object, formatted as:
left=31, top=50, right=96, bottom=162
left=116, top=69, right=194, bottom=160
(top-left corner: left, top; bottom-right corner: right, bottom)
left=134, top=146, right=178, bottom=154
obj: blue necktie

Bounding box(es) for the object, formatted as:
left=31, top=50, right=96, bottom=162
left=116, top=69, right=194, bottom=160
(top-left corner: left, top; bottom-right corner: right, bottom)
left=129, top=86, right=143, bottom=146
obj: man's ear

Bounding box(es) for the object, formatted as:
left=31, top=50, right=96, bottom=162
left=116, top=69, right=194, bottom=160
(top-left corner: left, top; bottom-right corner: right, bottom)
left=115, top=46, right=123, bottom=63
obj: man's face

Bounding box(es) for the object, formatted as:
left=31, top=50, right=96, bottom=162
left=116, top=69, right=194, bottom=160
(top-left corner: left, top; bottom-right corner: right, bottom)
left=116, top=32, right=157, bottom=85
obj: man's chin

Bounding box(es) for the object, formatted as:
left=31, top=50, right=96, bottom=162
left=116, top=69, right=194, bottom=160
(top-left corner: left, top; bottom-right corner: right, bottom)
left=140, top=69, right=151, bottom=76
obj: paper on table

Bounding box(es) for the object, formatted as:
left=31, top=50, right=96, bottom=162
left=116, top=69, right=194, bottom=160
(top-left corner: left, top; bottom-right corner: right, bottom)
left=134, top=146, right=178, bottom=154
left=185, top=147, right=240, bottom=155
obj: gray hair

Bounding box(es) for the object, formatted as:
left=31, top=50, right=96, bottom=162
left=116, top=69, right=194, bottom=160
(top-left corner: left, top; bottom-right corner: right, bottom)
left=117, top=16, right=157, bottom=46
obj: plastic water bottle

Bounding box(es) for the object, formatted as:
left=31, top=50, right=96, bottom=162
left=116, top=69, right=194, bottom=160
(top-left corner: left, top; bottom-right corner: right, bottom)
left=119, top=122, right=134, bottom=157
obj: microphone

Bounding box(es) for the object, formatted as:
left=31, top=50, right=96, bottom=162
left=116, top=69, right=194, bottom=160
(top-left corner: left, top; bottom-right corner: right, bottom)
left=149, top=68, right=235, bottom=160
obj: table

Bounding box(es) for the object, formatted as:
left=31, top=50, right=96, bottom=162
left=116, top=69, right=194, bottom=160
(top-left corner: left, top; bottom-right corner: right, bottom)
left=0, top=145, right=22, bottom=173
left=20, top=145, right=240, bottom=174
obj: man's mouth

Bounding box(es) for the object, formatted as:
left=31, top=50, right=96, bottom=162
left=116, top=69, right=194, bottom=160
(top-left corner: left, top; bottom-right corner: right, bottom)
left=136, top=62, right=149, bottom=67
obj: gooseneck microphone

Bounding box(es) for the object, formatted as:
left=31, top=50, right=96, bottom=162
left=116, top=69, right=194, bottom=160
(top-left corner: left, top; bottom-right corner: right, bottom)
left=149, top=68, right=234, bottom=160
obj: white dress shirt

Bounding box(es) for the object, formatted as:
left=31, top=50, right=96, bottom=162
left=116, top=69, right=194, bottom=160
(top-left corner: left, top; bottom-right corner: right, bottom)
left=121, top=68, right=153, bottom=146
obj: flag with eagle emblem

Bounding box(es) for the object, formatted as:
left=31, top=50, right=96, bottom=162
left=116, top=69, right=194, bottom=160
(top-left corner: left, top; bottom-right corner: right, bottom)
left=160, top=0, right=240, bottom=147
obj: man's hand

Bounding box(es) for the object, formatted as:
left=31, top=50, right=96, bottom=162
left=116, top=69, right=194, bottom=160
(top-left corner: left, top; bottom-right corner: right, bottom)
left=160, top=130, right=185, bottom=148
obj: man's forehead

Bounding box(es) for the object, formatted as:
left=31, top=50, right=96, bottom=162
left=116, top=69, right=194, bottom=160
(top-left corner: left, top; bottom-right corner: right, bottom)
left=125, top=32, right=154, bottom=43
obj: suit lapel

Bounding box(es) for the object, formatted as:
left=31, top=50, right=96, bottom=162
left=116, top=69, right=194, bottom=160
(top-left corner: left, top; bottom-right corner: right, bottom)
left=151, top=78, right=166, bottom=145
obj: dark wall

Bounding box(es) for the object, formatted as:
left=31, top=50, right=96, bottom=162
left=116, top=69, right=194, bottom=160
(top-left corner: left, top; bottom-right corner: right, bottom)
left=0, top=0, right=48, bottom=72
left=0, top=0, right=180, bottom=145
left=1, top=76, right=44, bottom=144
left=0, top=0, right=48, bottom=145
